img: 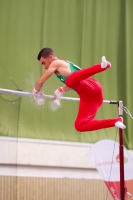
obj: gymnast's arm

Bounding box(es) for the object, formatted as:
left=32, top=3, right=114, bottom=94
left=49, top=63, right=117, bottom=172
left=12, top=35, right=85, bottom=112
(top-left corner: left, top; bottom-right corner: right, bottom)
left=34, top=63, right=58, bottom=91
left=62, top=85, right=71, bottom=92
left=53, top=85, right=71, bottom=104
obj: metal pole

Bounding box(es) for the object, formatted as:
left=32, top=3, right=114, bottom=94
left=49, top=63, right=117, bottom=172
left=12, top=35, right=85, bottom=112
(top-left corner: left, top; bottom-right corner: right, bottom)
left=118, top=101, right=125, bottom=200
left=0, top=88, right=119, bottom=104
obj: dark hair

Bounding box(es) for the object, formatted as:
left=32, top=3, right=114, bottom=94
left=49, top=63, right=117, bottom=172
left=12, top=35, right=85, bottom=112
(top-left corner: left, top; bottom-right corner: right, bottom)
left=37, top=47, right=56, bottom=60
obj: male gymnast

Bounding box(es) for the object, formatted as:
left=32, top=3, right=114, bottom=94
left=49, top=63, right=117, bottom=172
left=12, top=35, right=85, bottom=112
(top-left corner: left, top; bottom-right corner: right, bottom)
left=33, top=47, right=126, bottom=131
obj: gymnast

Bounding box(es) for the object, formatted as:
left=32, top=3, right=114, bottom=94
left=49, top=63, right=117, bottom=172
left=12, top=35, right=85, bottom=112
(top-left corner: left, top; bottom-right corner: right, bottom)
left=33, top=47, right=126, bottom=131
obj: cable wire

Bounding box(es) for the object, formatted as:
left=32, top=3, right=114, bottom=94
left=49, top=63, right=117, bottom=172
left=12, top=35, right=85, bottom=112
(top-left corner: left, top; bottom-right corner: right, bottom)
left=105, top=128, right=118, bottom=200
left=123, top=106, right=133, bottom=119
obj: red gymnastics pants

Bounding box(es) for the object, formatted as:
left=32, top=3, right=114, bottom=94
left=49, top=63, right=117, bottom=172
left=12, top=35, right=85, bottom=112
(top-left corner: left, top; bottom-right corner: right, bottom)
left=65, top=63, right=122, bottom=132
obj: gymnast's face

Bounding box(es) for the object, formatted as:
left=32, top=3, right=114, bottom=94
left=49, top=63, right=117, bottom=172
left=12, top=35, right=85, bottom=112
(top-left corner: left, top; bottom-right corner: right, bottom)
left=40, top=55, right=53, bottom=69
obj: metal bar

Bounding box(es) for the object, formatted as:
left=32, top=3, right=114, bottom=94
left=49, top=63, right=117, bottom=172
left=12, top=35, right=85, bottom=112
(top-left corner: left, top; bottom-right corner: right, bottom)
left=0, top=88, right=119, bottom=104
left=118, top=101, right=126, bottom=200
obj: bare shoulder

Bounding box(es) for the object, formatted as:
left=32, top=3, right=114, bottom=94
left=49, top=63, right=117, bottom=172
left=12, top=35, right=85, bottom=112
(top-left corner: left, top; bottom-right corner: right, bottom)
left=49, top=60, right=60, bottom=69
left=49, top=59, right=68, bottom=69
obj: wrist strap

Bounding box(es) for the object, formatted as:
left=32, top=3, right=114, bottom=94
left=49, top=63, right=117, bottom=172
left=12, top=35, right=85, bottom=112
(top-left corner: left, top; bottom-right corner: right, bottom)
left=33, top=88, right=40, bottom=93
left=59, top=87, right=65, bottom=93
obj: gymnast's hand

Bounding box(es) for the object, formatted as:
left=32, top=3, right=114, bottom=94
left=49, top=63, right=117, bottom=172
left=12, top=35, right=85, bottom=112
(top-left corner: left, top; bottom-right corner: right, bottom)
left=53, top=87, right=65, bottom=106
left=33, top=88, right=45, bottom=105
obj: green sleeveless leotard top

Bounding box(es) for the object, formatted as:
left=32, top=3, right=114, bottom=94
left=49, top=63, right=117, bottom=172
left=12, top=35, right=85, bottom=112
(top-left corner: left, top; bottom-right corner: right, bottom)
left=55, top=60, right=81, bottom=83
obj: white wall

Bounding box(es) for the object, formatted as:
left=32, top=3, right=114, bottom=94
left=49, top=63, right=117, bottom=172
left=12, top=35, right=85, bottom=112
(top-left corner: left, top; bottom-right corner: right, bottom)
left=0, top=136, right=133, bottom=179
left=0, top=136, right=93, bottom=168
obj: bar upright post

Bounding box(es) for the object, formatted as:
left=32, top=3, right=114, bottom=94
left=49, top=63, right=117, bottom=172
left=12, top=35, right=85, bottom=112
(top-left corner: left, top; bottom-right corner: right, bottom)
left=118, top=101, right=125, bottom=200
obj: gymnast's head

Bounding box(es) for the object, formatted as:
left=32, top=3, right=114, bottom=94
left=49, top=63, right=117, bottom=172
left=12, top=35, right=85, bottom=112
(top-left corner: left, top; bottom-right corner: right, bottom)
left=37, top=47, right=57, bottom=69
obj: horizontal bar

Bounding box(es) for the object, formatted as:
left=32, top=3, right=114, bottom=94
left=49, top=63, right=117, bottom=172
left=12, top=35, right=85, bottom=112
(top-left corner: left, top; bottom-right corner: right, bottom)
left=0, top=88, right=119, bottom=104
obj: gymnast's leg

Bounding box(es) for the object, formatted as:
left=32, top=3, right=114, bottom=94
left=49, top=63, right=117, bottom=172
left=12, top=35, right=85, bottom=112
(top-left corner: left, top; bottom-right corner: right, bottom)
left=66, top=57, right=126, bottom=131
left=66, top=79, right=126, bottom=131
left=74, top=117, right=124, bottom=132
left=74, top=89, right=126, bottom=131
left=66, top=56, right=111, bottom=88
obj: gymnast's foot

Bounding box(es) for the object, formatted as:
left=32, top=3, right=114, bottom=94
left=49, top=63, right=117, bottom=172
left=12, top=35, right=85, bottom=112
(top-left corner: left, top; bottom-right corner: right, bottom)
left=115, top=121, right=126, bottom=129
left=101, top=56, right=111, bottom=68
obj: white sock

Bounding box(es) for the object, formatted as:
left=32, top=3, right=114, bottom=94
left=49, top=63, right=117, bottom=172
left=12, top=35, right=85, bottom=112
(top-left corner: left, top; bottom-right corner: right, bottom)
left=115, top=121, right=126, bottom=129
left=101, top=56, right=111, bottom=68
